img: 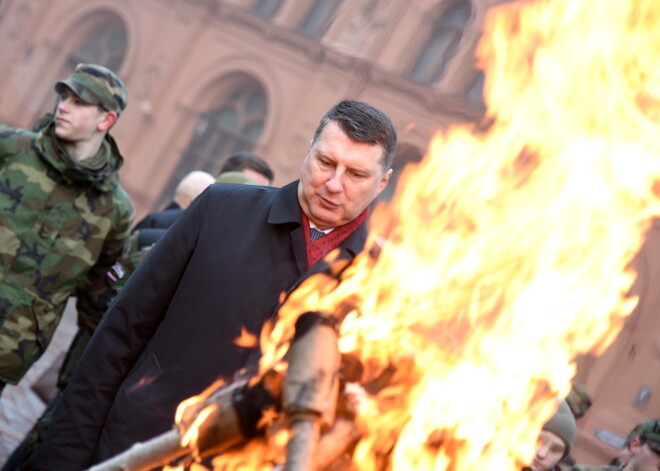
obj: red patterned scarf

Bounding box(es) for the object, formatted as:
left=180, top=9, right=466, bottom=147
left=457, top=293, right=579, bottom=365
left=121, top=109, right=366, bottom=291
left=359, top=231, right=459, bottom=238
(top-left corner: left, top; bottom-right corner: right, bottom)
left=302, top=209, right=369, bottom=268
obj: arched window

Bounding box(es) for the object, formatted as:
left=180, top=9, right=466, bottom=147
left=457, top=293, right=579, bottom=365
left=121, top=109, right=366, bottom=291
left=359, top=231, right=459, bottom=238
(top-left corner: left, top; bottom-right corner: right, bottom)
left=298, top=0, right=342, bottom=39
left=67, top=11, right=127, bottom=72
left=156, top=76, right=267, bottom=208
left=253, top=0, right=285, bottom=20
left=409, top=1, right=472, bottom=84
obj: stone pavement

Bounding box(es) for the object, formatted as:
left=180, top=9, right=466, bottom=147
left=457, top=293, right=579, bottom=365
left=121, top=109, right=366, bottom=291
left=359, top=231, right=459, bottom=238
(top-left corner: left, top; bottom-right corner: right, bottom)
left=0, top=300, right=77, bottom=466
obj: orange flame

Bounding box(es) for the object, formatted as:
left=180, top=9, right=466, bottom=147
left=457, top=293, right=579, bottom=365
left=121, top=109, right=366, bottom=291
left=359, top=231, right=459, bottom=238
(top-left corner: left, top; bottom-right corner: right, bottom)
left=181, top=0, right=660, bottom=469
left=256, top=0, right=660, bottom=469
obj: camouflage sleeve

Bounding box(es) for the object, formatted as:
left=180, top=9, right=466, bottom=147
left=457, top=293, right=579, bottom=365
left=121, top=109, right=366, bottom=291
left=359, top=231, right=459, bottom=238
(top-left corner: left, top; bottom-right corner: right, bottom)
left=58, top=232, right=153, bottom=390
left=74, top=186, right=134, bottom=332
left=0, top=126, right=35, bottom=159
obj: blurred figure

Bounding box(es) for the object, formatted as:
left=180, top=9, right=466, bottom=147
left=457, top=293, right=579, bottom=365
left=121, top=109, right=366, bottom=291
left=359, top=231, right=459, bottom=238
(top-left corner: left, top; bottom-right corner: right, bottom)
left=524, top=400, right=578, bottom=471
left=559, top=383, right=594, bottom=470
left=574, top=419, right=660, bottom=471
left=217, top=151, right=274, bottom=186
left=215, top=170, right=258, bottom=185
left=0, top=63, right=132, bottom=397
left=565, top=383, right=593, bottom=420
left=609, top=422, right=645, bottom=467
left=133, top=170, right=214, bottom=231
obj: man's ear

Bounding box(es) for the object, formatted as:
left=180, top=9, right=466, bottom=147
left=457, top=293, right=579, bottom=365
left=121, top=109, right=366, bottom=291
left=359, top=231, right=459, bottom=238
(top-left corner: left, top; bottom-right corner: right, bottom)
left=98, top=111, right=118, bottom=131
left=376, top=168, right=393, bottom=194
left=629, top=437, right=642, bottom=454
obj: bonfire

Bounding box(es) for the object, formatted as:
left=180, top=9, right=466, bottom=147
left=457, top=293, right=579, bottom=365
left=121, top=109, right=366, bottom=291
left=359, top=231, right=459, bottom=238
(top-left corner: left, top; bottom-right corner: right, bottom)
left=88, top=0, right=660, bottom=469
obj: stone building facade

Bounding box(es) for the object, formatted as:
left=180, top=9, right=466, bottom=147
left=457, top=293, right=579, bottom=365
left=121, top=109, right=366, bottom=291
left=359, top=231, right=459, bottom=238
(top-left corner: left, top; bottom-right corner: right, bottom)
left=0, top=0, right=658, bottom=466
left=0, top=0, right=492, bottom=215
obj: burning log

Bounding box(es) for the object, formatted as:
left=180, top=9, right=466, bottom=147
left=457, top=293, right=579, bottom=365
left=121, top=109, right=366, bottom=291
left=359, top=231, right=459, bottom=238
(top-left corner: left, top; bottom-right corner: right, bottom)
left=281, top=312, right=341, bottom=470
left=86, top=373, right=283, bottom=471
left=86, top=312, right=345, bottom=471
left=86, top=428, right=186, bottom=471
left=314, top=418, right=362, bottom=470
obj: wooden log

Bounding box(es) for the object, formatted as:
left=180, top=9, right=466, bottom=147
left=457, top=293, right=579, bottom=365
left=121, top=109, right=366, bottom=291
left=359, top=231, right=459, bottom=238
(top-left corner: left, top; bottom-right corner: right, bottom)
left=86, top=428, right=187, bottom=471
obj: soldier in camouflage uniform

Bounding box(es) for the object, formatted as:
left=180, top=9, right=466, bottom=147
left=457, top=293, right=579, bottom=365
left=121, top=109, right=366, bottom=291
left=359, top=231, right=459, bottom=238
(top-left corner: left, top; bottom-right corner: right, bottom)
left=571, top=419, right=660, bottom=471
left=1, top=230, right=150, bottom=471
left=0, top=63, right=133, bottom=394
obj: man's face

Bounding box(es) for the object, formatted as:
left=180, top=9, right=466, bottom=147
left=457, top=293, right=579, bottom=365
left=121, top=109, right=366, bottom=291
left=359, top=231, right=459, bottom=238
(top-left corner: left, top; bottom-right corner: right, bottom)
left=54, top=87, right=112, bottom=142
left=529, top=430, right=566, bottom=471
left=615, top=438, right=640, bottom=467
left=298, top=120, right=391, bottom=230
left=628, top=442, right=660, bottom=471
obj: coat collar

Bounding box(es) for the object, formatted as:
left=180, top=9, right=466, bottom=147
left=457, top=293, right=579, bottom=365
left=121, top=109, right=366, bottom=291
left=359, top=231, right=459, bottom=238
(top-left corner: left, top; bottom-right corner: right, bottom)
left=267, top=180, right=302, bottom=226
left=267, top=179, right=368, bottom=259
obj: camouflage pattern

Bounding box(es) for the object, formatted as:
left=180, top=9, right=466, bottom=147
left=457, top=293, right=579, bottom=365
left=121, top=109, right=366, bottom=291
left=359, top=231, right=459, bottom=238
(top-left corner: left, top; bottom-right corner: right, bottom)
left=570, top=465, right=620, bottom=471
left=57, top=230, right=151, bottom=389
left=54, top=63, right=128, bottom=114
left=566, top=382, right=593, bottom=419
left=639, top=418, right=660, bottom=451
left=0, top=118, right=134, bottom=385
left=2, top=232, right=154, bottom=471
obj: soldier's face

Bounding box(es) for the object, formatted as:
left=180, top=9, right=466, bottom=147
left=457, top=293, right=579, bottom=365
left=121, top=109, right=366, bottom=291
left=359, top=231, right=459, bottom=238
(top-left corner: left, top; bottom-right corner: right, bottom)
left=54, top=87, right=112, bottom=142
left=297, top=120, right=391, bottom=230
left=529, top=430, right=566, bottom=471
left=628, top=442, right=660, bottom=471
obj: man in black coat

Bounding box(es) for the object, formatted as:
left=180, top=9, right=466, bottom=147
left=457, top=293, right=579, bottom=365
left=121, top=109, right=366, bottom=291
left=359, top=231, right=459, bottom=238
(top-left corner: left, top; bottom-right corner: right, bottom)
left=35, top=99, right=397, bottom=470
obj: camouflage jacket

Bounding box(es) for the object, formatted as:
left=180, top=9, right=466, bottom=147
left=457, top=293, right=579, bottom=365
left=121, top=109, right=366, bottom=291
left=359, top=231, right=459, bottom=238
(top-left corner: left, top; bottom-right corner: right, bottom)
left=0, top=119, right=134, bottom=384
left=571, top=466, right=620, bottom=471
left=57, top=231, right=154, bottom=390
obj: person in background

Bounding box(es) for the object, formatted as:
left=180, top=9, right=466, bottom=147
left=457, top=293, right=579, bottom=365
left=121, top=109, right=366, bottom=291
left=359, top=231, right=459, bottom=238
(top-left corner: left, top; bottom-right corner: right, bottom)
left=558, top=382, right=594, bottom=470
left=35, top=99, right=396, bottom=470
left=217, top=151, right=274, bottom=186
left=524, top=400, right=578, bottom=471
left=609, top=422, right=645, bottom=467
left=0, top=63, right=132, bottom=398
left=2, top=169, right=213, bottom=471
left=573, top=419, right=660, bottom=471
left=133, top=170, right=215, bottom=231
left=215, top=170, right=258, bottom=185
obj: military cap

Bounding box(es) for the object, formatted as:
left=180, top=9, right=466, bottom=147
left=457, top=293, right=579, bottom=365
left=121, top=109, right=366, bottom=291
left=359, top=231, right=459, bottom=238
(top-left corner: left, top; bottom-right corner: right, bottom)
left=566, top=382, right=593, bottom=419
left=55, top=63, right=128, bottom=114
left=216, top=171, right=257, bottom=185
left=624, top=422, right=644, bottom=446
left=639, top=418, right=660, bottom=452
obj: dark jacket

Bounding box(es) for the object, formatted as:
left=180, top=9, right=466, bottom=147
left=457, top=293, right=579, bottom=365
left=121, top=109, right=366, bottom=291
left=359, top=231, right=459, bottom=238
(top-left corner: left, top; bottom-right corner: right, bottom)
left=35, top=180, right=368, bottom=470
left=132, top=201, right=182, bottom=231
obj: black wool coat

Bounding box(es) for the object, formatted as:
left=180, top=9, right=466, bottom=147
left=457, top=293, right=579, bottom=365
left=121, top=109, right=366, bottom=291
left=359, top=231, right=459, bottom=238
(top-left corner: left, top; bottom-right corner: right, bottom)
left=35, top=180, right=368, bottom=470
left=132, top=201, right=183, bottom=231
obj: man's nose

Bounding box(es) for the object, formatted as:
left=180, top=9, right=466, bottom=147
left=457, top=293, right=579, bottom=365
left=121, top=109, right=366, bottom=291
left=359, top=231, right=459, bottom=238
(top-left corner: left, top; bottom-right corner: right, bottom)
left=536, top=445, right=548, bottom=458
left=326, top=172, right=343, bottom=193
left=57, top=98, right=70, bottom=112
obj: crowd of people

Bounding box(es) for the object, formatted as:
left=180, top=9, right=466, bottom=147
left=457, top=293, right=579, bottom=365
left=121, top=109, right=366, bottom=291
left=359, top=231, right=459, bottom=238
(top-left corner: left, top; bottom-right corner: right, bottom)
left=1, top=63, right=658, bottom=471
